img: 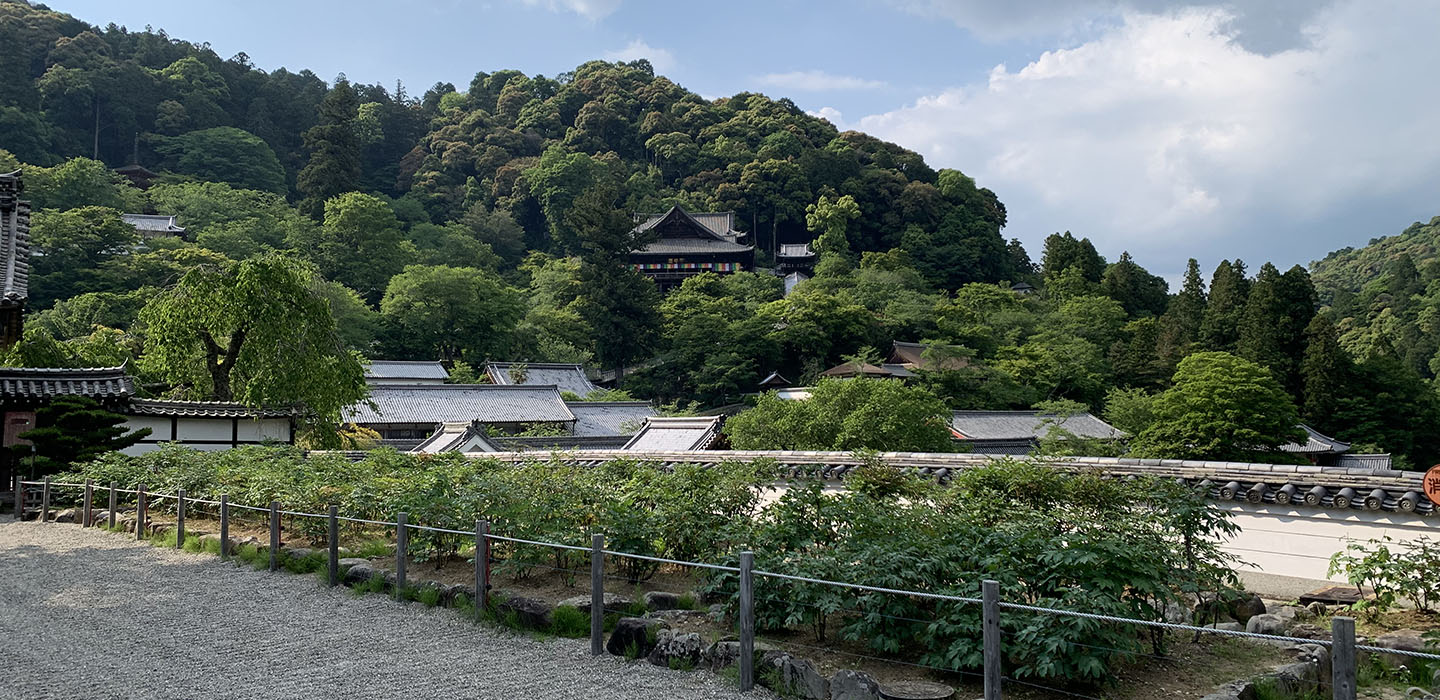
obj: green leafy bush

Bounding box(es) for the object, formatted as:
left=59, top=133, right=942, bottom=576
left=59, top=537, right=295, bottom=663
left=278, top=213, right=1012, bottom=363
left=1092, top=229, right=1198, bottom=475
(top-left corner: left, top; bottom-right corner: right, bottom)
left=1329, top=535, right=1440, bottom=616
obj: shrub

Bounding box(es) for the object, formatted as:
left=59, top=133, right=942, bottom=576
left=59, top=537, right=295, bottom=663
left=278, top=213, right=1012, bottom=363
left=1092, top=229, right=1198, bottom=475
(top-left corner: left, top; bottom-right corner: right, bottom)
left=550, top=605, right=588, bottom=638
left=1329, top=535, right=1440, bottom=616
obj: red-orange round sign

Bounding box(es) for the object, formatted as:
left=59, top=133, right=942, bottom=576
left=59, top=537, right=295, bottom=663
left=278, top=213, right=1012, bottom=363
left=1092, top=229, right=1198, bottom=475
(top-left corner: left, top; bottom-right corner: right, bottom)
left=1424, top=465, right=1440, bottom=504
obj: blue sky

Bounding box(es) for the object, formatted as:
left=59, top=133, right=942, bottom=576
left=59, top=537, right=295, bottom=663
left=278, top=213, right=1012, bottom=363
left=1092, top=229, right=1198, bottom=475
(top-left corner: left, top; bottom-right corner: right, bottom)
left=53, top=0, right=1440, bottom=283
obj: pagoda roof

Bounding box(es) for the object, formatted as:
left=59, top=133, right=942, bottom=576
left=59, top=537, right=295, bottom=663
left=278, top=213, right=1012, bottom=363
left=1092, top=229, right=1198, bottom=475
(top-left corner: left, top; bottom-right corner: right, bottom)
left=632, top=206, right=753, bottom=256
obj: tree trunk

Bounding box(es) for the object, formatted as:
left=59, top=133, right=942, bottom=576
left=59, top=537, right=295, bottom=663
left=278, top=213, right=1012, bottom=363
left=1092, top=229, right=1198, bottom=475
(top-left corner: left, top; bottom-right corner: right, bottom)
left=199, top=329, right=247, bottom=402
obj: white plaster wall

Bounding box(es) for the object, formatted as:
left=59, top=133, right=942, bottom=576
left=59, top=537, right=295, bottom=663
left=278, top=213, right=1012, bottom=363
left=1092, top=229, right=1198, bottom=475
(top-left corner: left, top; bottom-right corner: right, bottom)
left=236, top=418, right=290, bottom=442
left=1218, top=504, right=1439, bottom=582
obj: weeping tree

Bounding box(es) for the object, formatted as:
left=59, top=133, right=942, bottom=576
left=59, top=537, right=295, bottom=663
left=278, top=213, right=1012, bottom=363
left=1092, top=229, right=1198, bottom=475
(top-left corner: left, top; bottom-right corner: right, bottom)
left=137, top=253, right=368, bottom=445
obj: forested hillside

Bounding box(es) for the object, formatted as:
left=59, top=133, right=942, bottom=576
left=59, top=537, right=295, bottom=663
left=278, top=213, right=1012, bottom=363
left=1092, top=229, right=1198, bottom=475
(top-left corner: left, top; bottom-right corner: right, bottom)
left=1, top=0, right=1437, bottom=467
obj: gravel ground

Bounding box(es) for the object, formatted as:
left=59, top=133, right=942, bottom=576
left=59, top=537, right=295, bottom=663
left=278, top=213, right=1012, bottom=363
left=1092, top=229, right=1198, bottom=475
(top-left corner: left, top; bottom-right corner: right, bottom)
left=0, top=521, right=773, bottom=700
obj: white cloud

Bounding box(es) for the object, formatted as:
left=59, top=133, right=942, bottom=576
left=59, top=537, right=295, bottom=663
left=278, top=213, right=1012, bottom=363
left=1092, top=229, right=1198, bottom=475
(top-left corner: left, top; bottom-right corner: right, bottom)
left=756, top=71, right=887, bottom=92
left=890, top=0, right=1334, bottom=52
left=518, top=0, right=621, bottom=20
left=602, top=39, right=677, bottom=73
left=855, top=1, right=1440, bottom=275
left=808, top=106, right=848, bottom=128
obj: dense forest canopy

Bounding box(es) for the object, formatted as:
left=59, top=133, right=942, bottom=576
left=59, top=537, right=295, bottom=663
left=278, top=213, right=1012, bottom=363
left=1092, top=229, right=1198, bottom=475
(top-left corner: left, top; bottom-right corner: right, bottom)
left=2, top=0, right=1438, bottom=467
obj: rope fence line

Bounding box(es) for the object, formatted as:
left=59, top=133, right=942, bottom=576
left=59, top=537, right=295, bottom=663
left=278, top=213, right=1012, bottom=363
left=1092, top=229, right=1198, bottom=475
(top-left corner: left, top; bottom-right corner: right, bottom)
left=13, top=478, right=1423, bottom=698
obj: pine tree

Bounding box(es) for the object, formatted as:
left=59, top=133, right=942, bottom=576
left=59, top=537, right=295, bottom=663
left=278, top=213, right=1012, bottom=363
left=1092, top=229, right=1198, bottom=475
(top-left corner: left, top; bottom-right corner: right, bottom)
left=565, top=180, right=660, bottom=379
left=1100, top=252, right=1169, bottom=317
left=297, top=77, right=361, bottom=219
left=1200, top=259, right=1249, bottom=351
left=1301, top=314, right=1348, bottom=430
left=1156, top=258, right=1206, bottom=367
left=18, top=396, right=150, bottom=476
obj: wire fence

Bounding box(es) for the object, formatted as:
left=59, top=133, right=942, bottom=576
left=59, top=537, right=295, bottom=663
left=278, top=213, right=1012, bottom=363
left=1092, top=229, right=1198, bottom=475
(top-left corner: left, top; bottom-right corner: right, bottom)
left=12, top=475, right=1436, bottom=699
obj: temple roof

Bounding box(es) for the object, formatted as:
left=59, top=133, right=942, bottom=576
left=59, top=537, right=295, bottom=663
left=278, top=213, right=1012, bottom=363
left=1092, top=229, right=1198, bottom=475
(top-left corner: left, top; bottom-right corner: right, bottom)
left=566, top=401, right=655, bottom=437
left=122, top=213, right=185, bottom=235
left=486, top=361, right=601, bottom=397
left=1281, top=424, right=1351, bottom=455
left=631, top=206, right=754, bottom=256
left=0, top=366, right=134, bottom=400
left=0, top=170, right=30, bottom=307
left=364, top=360, right=450, bottom=383
left=128, top=398, right=294, bottom=418
left=623, top=416, right=723, bottom=451
left=410, top=421, right=503, bottom=454
left=346, top=384, right=576, bottom=425
left=950, top=410, right=1126, bottom=441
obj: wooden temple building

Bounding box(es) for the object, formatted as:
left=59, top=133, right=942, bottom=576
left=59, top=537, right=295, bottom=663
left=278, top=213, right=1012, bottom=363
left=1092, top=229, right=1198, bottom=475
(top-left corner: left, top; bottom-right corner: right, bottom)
left=0, top=171, right=29, bottom=349
left=630, top=207, right=754, bottom=290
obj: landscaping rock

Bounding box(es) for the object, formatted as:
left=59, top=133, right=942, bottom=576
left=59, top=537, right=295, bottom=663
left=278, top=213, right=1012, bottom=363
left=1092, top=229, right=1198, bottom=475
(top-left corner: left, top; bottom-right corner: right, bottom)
left=877, top=679, right=954, bottom=699
left=1246, top=613, right=1288, bottom=636
left=1162, top=600, right=1192, bottom=625
left=1257, top=660, right=1321, bottom=696
left=1306, top=601, right=1328, bottom=617
left=1287, top=623, right=1329, bottom=640
left=1229, top=593, right=1266, bottom=623
left=701, top=639, right=779, bottom=673
left=643, top=591, right=683, bottom=611
left=760, top=651, right=829, bottom=700
left=282, top=547, right=315, bottom=561
left=444, top=584, right=474, bottom=606
left=498, top=596, right=553, bottom=630
left=342, top=563, right=376, bottom=587
left=1198, top=680, right=1253, bottom=700
left=1268, top=604, right=1313, bottom=625
left=336, top=557, right=369, bottom=570
left=1371, top=629, right=1428, bottom=668
left=1206, top=622, right=1243, bottom=633
left=557, top=592, right=632, bottom=615
left=830, top=669, right=883, bottom=700
left=54, top=508, right=78, bottom=523
left=646, top=629, right=703, bottom=669
left=606, top=617, right=667, bottom=659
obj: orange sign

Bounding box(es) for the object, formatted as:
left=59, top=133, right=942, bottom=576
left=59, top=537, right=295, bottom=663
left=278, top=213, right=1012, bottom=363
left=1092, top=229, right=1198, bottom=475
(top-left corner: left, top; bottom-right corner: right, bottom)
left=1424, top=465, right=1440, bottom=505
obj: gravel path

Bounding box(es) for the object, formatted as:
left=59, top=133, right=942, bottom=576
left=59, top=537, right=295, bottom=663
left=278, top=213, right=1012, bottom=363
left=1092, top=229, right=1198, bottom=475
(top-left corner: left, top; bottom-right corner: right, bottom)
left=0, top=521, right=772, bottom=700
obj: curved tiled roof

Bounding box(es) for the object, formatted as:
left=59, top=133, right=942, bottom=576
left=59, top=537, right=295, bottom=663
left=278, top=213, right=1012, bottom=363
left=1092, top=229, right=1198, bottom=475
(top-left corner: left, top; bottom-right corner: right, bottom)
left=0, top=366, right=133, bottom=399
left=364, top=360, right=450, bottom=382
left=487, top=362, right=600, bottom=397
left=127, top=398, right=294, bottom=418
left=622, top=416, right=722, bottom=451
left=950, top=410, right=1125, bottom=441
left=346, top=384, right=576, bottom=425
left=565, top=401, right=655, bottom=436
left=0, top=170, right=30, bottom=305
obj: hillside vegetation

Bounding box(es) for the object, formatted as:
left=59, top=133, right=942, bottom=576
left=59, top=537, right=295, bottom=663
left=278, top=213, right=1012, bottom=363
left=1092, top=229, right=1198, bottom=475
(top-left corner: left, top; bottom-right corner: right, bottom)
left=1, top=0, right=1438, bottom=467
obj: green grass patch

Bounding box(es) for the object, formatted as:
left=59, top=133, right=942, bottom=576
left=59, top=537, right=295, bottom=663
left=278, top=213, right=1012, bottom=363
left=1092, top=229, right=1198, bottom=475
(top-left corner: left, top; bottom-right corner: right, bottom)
left=415, top=586, right=442, bottom=608
left=348, top=538, right=393, bottom=559
left=280, top=550, right=325, bottom=575
left=201, top=536, right=222, bottom=555
left=181, top=534, right=204, bottom=553
left=678, top=593, right=700, bottom=611
left=1252, top=677, right=1323, bottom=700
left=351, top=572, right=388, bottom=597
left=550, top=605, right=588, bottom=638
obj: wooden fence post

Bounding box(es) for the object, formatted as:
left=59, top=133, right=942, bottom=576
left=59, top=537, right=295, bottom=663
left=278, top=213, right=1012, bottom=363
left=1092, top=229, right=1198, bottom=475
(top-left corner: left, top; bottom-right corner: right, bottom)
left=327, top=505, right=339, bottom=587
left=12, top=473, right=20, bottom=521
left=175, top=489, right=186, bottom=549
left=394, top=512, right=408, bottom=601
left=82, top=480, right=92, bottom=527
left=1332, top=616, right=1356, bottom=700
left=983, top=580, right=1002, bottom=700
left=591, top=533, right=604, bottom=656
left=107, top=482, right=117, bottom=529
left=739, top=550, right=755, bottom=692
left=268, top=501, right=280, bottom=571
left=218, top=495, right=229, bottom=560
left=41, top=477, right=50, bottom=523
left=475, top=519, right=489, bottom=619
left=135, top=484, right=147, bottom=540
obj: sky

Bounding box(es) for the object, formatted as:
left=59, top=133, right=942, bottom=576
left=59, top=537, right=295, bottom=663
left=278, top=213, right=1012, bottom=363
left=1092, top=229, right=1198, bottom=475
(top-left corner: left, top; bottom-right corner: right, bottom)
left=51, top=0, right=1440, bottom=282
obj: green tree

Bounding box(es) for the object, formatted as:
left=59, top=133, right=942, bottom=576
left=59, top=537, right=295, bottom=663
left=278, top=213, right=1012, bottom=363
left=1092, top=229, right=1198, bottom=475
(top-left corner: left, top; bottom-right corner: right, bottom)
left=1041, top=232, right=1106, bottom=282
left=17, top=396, right=150, bottom=476
left=806, top=194, right=860, bottom=274
left=154, top=126, right=287, bottom=194
left=28, top=206, right=139, bottom=306
left=1301, top=314, right=1347, bottom=428
left=379, top=264, right=524, bottom=363
left=1156, top=258, right=1207, bottom=366
left=25, top=157, right=143, bottom=211
left=1100, top=252, right=1169, bottom=317
left=296, top=192, right=414, bottom=302
left=297, top=77, right=361, bottom=218
left=137, top=254, right=367, bottom=436
left=565, top=181, right=660, bottom=377
left=727, top=378, right=954, bottom=452
left=1132, top=351, right=1303, bottom=462
left=1199, top=259, right=1249, bottom=351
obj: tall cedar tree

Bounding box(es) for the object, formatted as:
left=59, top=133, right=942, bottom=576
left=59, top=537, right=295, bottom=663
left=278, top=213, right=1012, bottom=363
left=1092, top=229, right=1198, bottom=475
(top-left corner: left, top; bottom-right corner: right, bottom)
left=297, top=78, right=361, bottom=219
left=1301, top=314, right=1347, bottom=429
left=565, top=181, right=660, bottom=378
left=1101, top=251, right=1169, bottom=317
left=1199, top=260, right=1249, bottom=351
left=1156, top=258, right=1207, bottom=367
left=18, top=396, right=150, bottom=476
left=1237, top=263, right=1288, bottom=379
left=1040, top=232, right=1106, bottom=282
